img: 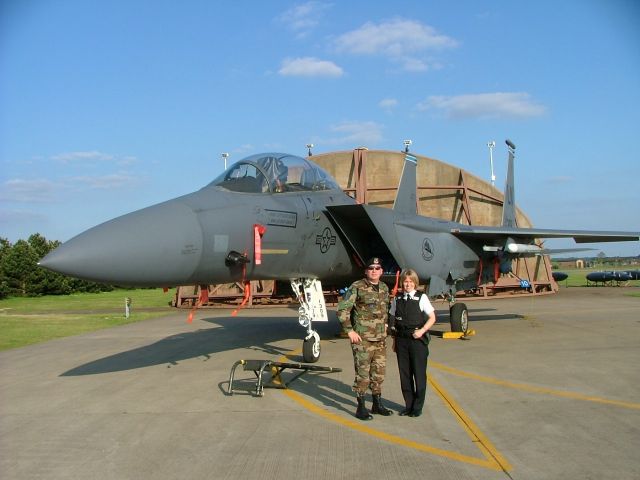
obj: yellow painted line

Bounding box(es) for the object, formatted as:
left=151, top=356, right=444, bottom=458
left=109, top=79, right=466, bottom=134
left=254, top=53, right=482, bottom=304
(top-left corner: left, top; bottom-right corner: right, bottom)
left=431, top=362, right=640, bottom=410
left=278, top=352, right=510, bottom=472
left=429, top=375, right=512, bottom=472
left=261, top=249, right=289, bottom=254
left=283, top=389, right=504, bottom=471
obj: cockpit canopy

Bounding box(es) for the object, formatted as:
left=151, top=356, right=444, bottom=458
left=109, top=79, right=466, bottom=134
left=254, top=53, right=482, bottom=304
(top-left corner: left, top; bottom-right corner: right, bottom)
left=209, top=153, right=341, bottom=193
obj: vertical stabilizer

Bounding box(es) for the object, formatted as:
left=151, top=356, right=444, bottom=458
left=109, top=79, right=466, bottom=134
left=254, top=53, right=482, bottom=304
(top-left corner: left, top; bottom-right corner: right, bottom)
left=501, top=140, right=517, bottom=228
left=393, top=153, right=418, bottom=214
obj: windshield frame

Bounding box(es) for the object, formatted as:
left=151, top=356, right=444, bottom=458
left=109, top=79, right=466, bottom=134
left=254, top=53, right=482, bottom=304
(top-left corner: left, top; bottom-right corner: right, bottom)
left=208, top=153, right=341, bottom=194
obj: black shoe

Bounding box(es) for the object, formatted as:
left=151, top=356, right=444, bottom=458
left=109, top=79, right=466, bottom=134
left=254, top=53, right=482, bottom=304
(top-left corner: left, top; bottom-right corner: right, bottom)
left=409, top=410, right=422, bottom=417
left=399, top=408, right=412, bottom=416
left=355, top=395, right=373, bottom=421
left=371, top=394, right=393, bottom=416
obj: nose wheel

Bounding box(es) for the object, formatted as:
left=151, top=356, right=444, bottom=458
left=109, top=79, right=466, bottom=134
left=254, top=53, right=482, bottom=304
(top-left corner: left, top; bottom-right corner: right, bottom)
left=303, top=331, right=321, bottom=363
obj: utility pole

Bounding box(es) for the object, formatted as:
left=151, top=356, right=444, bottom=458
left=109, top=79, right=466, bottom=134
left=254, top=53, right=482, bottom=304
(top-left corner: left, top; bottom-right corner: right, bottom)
left=487, top=141, right=496, bottom=186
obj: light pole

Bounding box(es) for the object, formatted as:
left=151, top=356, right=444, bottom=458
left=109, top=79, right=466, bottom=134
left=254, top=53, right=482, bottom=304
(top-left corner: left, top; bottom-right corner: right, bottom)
left=487, top=141, right=496, bottom=186
left=221, top=152, right=229, bottom=170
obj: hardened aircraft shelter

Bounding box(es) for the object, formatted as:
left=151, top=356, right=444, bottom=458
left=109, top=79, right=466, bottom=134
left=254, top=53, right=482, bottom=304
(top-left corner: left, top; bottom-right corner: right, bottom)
left=173, top=148, right=556, bottom=308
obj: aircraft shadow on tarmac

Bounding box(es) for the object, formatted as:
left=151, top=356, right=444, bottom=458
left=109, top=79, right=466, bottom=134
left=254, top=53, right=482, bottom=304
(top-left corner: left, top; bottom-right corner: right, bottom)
left=60, top=307, right=519, bottom=377
left=435, top=307, right=523, bottom=326
left=60, top=314, right=341, bottom=377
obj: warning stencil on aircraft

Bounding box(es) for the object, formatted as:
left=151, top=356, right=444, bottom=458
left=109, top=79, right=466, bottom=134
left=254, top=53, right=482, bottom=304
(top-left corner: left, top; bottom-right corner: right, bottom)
left=265, top=209, right=297, bottom=228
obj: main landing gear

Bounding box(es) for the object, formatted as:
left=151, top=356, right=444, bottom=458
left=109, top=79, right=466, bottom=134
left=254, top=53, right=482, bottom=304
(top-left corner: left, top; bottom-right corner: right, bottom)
left=290, top=278, right=328, bottom=363
left=449, top=301, right=469, bottom=334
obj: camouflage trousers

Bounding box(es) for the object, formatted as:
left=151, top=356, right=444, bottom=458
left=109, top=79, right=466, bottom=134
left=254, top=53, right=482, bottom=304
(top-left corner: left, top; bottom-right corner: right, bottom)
left=350, top=338, right=387, bottom=395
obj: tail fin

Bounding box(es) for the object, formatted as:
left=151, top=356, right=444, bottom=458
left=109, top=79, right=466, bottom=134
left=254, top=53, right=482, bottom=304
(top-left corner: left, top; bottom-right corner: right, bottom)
left=393, top=153, right=418, bottom=214
left=501, top=139, right=517, bottom=228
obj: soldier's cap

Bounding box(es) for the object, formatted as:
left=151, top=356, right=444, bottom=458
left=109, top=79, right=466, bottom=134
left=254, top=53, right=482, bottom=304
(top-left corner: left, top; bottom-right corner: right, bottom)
left=366, top=257, right=383, bottom=268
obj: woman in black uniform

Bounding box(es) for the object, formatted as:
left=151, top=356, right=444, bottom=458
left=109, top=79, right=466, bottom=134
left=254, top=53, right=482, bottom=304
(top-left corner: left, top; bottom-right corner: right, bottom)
left=389, top=269, right=436, bottom=417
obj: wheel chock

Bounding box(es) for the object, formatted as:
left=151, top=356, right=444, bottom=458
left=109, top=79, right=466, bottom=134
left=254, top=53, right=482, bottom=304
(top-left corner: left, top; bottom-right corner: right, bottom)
left=443, top=329, right=476, bottom=339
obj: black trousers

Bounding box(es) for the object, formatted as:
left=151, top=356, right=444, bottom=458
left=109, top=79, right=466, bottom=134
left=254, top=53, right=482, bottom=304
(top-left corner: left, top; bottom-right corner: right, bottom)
left=395, top=336, right=429, bottom=412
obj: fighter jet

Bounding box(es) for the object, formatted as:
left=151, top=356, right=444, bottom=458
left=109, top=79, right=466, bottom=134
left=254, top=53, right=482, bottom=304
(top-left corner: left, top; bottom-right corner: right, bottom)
left=40, top=141, right=639, bottom=362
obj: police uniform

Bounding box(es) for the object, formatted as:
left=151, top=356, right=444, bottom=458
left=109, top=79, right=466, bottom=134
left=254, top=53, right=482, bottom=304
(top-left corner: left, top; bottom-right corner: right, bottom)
left=389, top=290, right=434, bottom=417
left=337, top=258, right=392, bottom=419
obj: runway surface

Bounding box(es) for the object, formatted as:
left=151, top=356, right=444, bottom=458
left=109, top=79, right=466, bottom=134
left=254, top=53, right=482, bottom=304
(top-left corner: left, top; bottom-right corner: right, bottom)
left=1, top=287, right=638, bottom=479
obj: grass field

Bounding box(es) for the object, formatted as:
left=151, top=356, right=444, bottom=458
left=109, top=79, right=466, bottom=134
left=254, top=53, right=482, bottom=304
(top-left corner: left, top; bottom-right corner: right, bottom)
left=0, top=288, right=174, bottom=351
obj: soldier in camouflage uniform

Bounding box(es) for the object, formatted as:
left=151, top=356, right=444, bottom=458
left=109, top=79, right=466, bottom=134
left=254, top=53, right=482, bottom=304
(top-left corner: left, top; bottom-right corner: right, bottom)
left=337, top=257, right=393, bottom=420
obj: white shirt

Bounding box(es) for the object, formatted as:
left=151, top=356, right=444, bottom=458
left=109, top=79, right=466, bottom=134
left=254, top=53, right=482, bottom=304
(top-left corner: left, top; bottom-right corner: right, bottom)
left=389, top=290, right=435, bottom=316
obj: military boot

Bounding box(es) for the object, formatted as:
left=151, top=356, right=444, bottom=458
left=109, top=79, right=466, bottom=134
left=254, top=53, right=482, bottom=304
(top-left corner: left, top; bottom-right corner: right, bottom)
left=371, top=394, right=393, bottom=416
left=355, top=394, right=373, bottom=421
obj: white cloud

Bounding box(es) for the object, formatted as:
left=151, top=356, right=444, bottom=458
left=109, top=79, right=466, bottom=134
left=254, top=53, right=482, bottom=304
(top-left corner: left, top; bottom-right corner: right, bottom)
left=417, top=92, right=547, bottom=119
left=277, top=1, right=331, bottom=37
left=326, top=120, right=384, bottom=146
left=0, top=209, right=47, bottom=224
left=0, top=179, right=57, bottom=203
left=117, top=156, right=138, bottom=166
left=232, top=144, right=254, bottom=155
left=548, top=176, right=573, bottom=184
left=334, top=18, right=457, bottom=71
left=0, top=173, right=140, bottom=202
left=400, top=57, right=429, bottom=72
left=279, top=57, right=344, bottom=77
left=51, top=151, right=114, bottom=163
left=70, top=173, right=138, bottom=189
left=379, top=98, right=398, bottom=110
left=51, top=150, right=137, bottom=166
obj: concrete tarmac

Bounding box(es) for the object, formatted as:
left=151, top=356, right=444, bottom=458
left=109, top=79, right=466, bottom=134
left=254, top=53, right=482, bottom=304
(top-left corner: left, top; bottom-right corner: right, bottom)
left=1, top=287, right=639, bottom=480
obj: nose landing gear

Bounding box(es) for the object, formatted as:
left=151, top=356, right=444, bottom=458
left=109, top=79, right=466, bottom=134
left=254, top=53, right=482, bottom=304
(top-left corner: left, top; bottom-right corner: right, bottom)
left=290, top=278, right=328, bottom=363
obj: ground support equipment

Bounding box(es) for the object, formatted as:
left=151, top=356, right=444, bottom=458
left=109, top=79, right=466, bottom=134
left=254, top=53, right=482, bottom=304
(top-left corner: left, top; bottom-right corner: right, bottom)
left=227, top=359, right=342, bottom=397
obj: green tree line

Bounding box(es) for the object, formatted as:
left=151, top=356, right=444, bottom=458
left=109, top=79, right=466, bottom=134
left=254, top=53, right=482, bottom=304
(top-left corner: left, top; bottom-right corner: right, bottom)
left=0, top=234, right=113, bottom=299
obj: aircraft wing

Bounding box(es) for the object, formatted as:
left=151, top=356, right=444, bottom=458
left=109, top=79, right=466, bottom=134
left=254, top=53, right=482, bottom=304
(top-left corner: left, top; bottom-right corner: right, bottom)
left=446, top=225, right=640, bottom=243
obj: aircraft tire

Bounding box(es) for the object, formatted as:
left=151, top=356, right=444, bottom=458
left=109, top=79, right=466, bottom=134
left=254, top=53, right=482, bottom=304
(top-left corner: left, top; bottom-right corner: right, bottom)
left=303, top=336, right=320, bottom=363
left=450, top=303, right=469, bottom=333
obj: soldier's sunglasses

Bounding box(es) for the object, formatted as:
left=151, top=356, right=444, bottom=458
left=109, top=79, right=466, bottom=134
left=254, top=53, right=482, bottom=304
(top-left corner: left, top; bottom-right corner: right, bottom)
left=367, top=266, right=382, bottom=271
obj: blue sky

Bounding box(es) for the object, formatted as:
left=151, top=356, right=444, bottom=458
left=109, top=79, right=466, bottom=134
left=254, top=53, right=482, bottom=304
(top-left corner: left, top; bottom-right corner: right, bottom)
left=1, top=0, right=639, bottom=257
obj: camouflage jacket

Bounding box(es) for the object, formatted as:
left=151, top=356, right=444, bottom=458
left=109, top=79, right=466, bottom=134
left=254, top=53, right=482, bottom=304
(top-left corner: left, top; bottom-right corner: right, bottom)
left=337, top=279, right=390, bottom=341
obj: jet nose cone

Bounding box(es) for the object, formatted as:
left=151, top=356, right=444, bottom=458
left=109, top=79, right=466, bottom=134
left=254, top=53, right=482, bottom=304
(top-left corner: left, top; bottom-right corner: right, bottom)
left=39, top=199, right=203, bottom=286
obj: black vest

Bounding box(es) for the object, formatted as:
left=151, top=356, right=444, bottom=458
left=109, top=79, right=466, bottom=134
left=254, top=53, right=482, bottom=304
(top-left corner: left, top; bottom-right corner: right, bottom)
left=394, top=293, right=426, bottom=329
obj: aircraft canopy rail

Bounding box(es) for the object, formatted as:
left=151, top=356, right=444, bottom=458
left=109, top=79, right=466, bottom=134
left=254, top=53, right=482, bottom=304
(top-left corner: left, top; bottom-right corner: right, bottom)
left=209, top=153, right=341, bottom=194
left=227, top=359, right=342, bottom=397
